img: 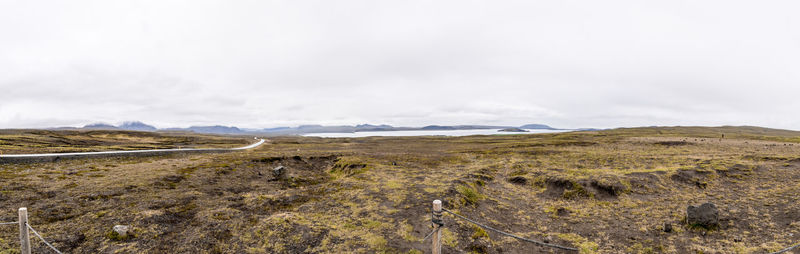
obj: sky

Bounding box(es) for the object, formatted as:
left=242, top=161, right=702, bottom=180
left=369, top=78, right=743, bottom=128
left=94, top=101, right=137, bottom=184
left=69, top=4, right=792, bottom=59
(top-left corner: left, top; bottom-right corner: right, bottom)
left=1, top=0, right=799, bottom=130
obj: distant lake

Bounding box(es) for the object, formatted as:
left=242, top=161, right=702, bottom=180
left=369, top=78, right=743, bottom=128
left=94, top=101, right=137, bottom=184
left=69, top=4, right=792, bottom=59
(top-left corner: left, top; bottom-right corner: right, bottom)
left=302, top=129, right=571, bottom=138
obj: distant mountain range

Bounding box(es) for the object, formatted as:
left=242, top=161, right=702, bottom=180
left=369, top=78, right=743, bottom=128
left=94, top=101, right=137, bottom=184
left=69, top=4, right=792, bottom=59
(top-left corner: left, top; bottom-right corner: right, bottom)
left=120, top=121, right=158, bottom=131
left=164, top=125, right=244, bottom=134
left=84, top=121, right=158, bottom=131
left=77, top=121, right=566, bottom=135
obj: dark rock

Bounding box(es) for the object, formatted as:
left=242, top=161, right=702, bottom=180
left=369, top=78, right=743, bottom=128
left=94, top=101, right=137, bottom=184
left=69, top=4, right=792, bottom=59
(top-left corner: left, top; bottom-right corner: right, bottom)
left=687, top=203, right=719, bottom=229
left=273, top=166, right=286, bottom=179
left=508, top=176, right=528, bottom=185
left=663, top=222, right=673, bottom=233
left=556, top=207, right=570, bottom=216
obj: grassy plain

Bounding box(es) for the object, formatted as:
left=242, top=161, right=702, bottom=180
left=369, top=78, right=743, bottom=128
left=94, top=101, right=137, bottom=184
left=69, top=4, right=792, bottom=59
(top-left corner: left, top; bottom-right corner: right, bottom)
left=0, top=127, right=799, bottom=253
left=0, top=129, right=249, bottom=154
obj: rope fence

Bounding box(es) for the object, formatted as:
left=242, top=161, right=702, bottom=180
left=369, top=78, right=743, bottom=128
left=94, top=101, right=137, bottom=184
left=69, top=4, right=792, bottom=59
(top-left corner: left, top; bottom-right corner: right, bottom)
left=0, top=208, right=64, bottom=254
left=26, top=223, right=63, bottom=254
left=421, top=227, right=438, bottom=242
left=770, top=243, right=800, bottom=254
left=442, top=207, right=579, bottom=252
left=2, top=203, right=798, bottom=254
left=426, top=200, right=798, bottom=254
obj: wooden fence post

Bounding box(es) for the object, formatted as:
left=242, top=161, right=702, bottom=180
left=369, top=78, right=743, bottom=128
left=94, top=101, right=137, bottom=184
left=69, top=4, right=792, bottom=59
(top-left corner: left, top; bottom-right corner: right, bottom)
left=432, top=200, right=442, bottom=254
left=18, top=207, right=30, bottom=254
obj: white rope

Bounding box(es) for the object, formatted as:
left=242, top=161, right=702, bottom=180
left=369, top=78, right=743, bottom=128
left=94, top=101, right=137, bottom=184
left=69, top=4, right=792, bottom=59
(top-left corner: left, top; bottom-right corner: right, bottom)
left=0, top=221, right=17, bottom=225
left=771, top=242, right=800, bottom=254
left=25, top=223, right=63, bottom=254
left=421, top=227, right=439, bottom=243
left=442, top=208, right=579, bottom=252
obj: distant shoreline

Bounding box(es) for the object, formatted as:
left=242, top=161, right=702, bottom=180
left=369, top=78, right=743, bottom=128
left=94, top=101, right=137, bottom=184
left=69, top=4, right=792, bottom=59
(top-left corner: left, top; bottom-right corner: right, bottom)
left=301, top=129, right=570, bottom=138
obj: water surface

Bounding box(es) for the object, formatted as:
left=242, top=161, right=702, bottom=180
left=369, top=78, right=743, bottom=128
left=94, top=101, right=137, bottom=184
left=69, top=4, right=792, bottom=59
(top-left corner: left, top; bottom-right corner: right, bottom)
left=302, top=129, right=570, bottom=138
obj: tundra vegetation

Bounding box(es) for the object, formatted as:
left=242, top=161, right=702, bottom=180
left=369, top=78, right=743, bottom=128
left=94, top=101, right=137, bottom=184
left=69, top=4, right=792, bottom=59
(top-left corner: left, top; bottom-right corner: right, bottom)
left=0, top=126, right=798, bottom=253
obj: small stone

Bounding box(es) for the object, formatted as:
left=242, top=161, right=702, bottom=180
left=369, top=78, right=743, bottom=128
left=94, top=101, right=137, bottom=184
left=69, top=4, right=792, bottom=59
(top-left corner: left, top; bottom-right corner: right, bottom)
left=687, top=202, right=719, bottom=229
left=113, top=225, right=130, bottom=237
left=273, top=166, right=286, bottom=179
left=663, top=222, right=673, bottom=233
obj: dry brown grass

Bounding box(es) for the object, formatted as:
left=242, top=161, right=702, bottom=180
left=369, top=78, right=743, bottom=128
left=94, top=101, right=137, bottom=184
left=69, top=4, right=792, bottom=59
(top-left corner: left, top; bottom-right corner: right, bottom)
left=0, top=129, right=248, bottom=154
left=0, top=127, right=798, bottom=253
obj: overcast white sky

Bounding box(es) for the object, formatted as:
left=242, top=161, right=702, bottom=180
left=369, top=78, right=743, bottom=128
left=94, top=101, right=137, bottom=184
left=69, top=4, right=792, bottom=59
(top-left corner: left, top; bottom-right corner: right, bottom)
left=1, top=0, right=799, bottom=130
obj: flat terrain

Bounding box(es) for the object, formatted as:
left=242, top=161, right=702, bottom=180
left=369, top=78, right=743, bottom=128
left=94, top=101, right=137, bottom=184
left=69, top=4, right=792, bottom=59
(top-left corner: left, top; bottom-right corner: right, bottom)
left=0, top=129, right=249, bottom=154
left=0, top=126, right=799, bottom=253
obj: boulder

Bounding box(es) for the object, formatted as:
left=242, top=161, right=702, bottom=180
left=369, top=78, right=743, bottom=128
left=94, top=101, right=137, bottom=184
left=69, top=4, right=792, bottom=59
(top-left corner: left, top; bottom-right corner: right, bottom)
left=273, top=166, right=286, bottom=179
left=687, top=203, right=719, bottom=229
left=112, top=225, right=130, bottom=238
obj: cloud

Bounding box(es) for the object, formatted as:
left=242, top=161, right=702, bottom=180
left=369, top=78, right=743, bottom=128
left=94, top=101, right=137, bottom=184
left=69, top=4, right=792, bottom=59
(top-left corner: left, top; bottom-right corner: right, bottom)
left=1, top=0, right=799, bottom=130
